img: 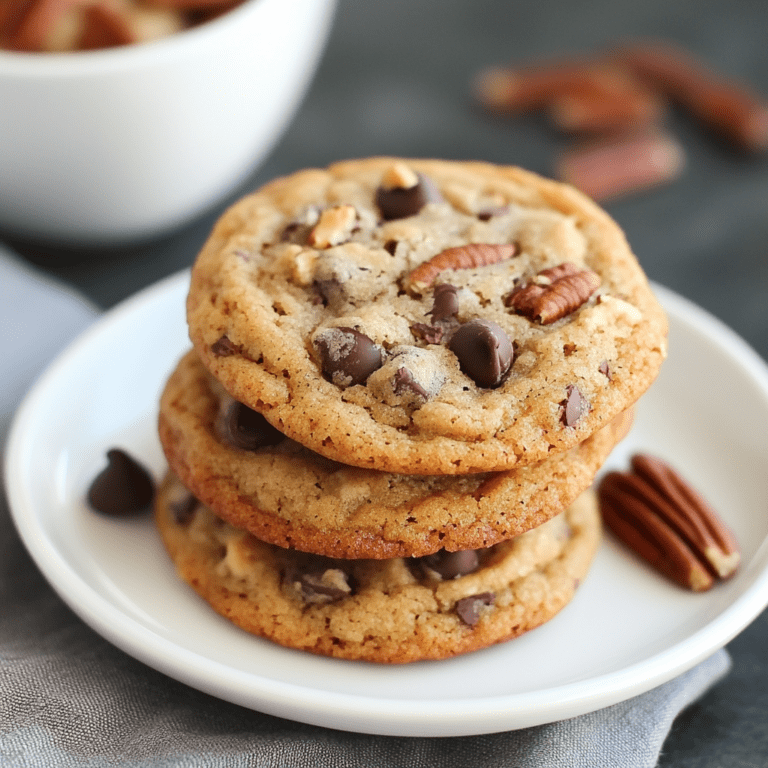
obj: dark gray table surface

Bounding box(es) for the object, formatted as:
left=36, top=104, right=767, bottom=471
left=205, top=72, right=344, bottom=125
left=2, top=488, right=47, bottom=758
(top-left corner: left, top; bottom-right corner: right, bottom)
left=4, top=1, right=768, bottom=765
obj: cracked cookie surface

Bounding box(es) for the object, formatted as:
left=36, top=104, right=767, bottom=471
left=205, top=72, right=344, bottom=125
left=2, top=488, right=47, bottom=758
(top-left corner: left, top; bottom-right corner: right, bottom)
left=187, top=157, right=667, bottom=474
left=155, top=472, right=601, bottom=663
left=159, top=349, right=631, bottom=558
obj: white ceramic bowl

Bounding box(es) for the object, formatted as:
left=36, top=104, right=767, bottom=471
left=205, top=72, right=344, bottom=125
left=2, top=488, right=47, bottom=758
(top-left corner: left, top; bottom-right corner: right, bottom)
left=0, top=0, right=336, bottom=244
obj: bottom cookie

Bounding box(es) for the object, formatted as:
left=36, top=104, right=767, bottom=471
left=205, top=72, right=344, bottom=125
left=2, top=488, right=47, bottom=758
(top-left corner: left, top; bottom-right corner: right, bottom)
left=155, top=472, right=601, bottom=663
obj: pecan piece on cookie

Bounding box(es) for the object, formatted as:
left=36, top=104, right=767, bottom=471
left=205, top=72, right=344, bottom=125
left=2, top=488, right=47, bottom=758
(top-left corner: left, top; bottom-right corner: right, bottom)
left=307, top=204, right=358, bottom=248
left=408, top=243, right=518, bottom=292
left=505, top=262, right=600, bottom=324
left=598, top=454, right=740, bottom=591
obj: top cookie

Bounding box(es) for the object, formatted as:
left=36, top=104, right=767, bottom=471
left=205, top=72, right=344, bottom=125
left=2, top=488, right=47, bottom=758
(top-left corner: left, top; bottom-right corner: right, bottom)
left=187, top=157, right=667, bottom=474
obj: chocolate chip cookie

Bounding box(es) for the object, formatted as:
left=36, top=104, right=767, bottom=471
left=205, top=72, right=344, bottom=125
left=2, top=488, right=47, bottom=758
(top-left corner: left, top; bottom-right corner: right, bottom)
left=155, top=472, right=601, bottom=663
left=159, top=349, right=632, bottom=558
left=187, top=157, right=666, bottom=474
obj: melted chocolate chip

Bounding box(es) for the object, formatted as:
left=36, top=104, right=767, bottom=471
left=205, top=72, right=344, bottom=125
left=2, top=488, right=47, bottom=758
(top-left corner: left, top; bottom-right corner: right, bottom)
left=419, top=548, right=480, bottom=579
left=375, top=173, right=443, bottom=220
left=280, top=205, right=320, bottom=244
left=410, top=322, right=444, bottom=345
left=455, top=592, right=495, bottom=626
left=224, top=402, right=284, bottom=451
left=477, top=205, right=510, bottom=221
left=448, top=319, right=514, bottom=388
left=283, top=562, right=352, bottom=604
left=561, top=384, right=588, bottom=427
left=170, top=492, right=199, bottom=525
left=384, top=239, right=398, bottom=255
left=87, top=449, right=154, bottom=516
left=211, top=335, right=238, bottom=357
left=314, top=327, right=383, bottom=387
left=280, top=221, right=314, bottom=244
left=429, top=283, right=459, bottom=322
left=393, top=367, right=429, bottom=399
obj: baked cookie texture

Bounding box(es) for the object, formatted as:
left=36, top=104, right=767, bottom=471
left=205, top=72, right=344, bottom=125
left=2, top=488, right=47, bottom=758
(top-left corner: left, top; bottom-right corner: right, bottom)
left=155, top=472, right=601, bottom=663
left=187, top=157, right=667, bottom=475
left=159, top=349, right=632, bottom=558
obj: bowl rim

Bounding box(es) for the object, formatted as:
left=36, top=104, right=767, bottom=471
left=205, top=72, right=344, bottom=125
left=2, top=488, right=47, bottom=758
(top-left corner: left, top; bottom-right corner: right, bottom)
left=0, top=0, right=272, bottom=76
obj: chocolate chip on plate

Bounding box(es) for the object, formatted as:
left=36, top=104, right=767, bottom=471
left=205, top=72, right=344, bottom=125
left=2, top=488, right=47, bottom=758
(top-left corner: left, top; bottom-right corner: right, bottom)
left=314, top=326, right=383, bottom=387
left=87, top=448, right=154, bottom=516
left=448, top=318, right=514, bottom=388
left=223, top=401, right=284, bottom=451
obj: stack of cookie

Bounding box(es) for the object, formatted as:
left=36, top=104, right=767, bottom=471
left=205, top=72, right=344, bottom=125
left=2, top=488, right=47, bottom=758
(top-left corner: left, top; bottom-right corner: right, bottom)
left=155, top=157, right=667, bottom=663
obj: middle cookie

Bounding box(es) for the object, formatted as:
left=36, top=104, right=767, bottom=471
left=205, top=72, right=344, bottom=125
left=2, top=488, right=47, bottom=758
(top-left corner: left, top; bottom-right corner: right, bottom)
left=159, top=350, right=631, bottom=558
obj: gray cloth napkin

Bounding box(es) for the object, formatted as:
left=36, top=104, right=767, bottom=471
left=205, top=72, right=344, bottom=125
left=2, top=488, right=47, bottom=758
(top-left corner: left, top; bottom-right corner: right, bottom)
left=0, top=246, right=731, bottom=768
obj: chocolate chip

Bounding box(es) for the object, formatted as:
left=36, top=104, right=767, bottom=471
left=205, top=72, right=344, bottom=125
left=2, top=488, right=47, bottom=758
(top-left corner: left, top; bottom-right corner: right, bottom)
left=477, top=205, right=510, bottom=221
left=420, top=548, right=480, bottom=579
left=393, top=367, right=429, bottom=399
left=599, top=360, right=612, bottom=380
left=284, top=563, right=352, bottom=604
left=428, top=283, right=459, bottom=322
left=280, top=205, right=320, bottom=244
left=455, top=592, right=495, bottom=626
left=314, top=278, right=341, bottom=306
left=87, top=449, right=154, bottom=516
left=224, top=402, right=284, bottom=451
left=384, top=239, right=398, bottom=255
left=170, top=492, right=199, bottom=525
left=448, top=319, right=514, bottom=388
left=280, top=221, right=313, bottom=244
left=314, top=327, right=383, bottom=387
left=561, top=384, right=588, bottom=427
left=211, top=335, right=238, bottom=357
left=375, top=173, right=443, bottom=220
left=410, top=322, right=444, bottom=345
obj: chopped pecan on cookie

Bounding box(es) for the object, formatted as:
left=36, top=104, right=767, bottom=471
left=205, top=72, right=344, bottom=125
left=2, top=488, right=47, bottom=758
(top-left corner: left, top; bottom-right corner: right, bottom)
left=505, top=263, right=600, bottom=324
left=408, top=243, right=518, bottom=292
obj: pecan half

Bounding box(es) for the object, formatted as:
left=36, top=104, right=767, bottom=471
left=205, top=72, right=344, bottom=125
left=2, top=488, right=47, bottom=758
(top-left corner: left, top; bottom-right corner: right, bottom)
left=598, top=454, right=740, bottom=591
left=505, top=262, right=600, bottom=324
left=408, top=243, right=518, bottom=292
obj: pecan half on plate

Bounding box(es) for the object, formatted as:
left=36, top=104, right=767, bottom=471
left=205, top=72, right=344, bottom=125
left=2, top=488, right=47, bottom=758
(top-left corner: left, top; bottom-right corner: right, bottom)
left=598, top=453, right=740, bottom=591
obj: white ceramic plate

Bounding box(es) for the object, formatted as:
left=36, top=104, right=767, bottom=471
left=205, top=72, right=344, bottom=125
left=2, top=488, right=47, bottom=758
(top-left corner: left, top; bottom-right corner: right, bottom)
left=7, top=271, right=768, bottom=737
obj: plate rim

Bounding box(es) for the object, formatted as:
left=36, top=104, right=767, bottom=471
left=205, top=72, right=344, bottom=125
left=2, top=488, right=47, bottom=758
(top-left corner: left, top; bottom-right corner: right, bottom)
left=6, top=271, right=768, bottom=737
